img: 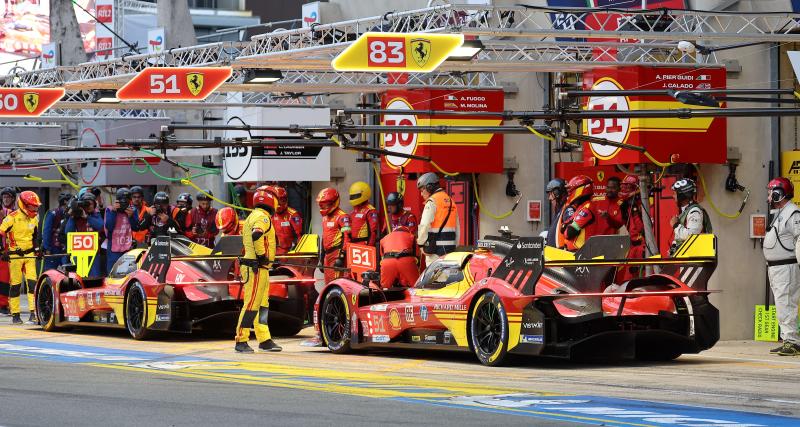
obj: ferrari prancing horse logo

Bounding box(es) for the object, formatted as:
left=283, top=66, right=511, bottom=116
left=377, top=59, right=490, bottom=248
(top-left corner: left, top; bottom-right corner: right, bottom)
left=411, top=38, right=431, bottom=67
left=24, top=92, right=39, bottom=113
left=187, top=72, right=204, bottom=96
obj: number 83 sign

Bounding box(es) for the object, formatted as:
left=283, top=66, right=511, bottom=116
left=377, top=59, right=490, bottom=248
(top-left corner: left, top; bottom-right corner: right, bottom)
left=332, top=32, right=464, bottom=73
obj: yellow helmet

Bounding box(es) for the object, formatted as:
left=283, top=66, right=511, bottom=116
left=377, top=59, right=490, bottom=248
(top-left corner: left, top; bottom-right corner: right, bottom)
left=349, top=181, right=371, bottom=206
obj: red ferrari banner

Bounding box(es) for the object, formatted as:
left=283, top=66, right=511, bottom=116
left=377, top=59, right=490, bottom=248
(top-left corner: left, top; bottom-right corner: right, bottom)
left=117, top=67, right=231, bottom=101
left=380, top=89, right=504, bottom=174
left=582, top=65, right=727, bottom=165
left=0, top=88, right=64, bottom=116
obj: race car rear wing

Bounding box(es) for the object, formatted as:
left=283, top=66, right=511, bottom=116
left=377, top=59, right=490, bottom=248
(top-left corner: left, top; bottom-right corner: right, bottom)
left=140, top=236, right=244, bottom=283
left=490, top=236, right=546, bottom=295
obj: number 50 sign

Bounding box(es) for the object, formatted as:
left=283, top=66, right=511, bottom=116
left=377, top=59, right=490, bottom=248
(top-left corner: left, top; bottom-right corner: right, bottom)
left=67, top=232, right=99, bottom=277
left=332, top=32, right=463, bottom=73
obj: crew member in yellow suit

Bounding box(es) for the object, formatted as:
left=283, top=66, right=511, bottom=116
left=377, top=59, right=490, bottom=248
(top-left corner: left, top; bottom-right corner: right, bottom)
left=235, top=187, right=282, bottom=353
left=0, top=191, right=41, bottom=325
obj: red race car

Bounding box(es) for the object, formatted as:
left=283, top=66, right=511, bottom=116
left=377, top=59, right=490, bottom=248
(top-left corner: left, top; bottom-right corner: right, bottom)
left=35, top=236, right=317, bottom=339
left=314, top=234, right=719, bottom=366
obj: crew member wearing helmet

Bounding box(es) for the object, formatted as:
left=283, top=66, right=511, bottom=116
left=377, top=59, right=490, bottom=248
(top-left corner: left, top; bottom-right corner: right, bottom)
left=593, top=177, right=624, bottom=236
left=65, top=192, right=105, bottom=278
left=172, top=192, right=193, bottom=236
left=145, top=192, right=181, bottom=239
left=616, top=175, right=647, bottom=282
left=417, top=173, right=459, bottom=265
left=762, top=177, right=800, bottom=356
left=129, top=186, right=149, bottom=245
left=557, top=175, right=597, bottom=252
left=216, top=207, right=242, bottom=237
left=186, top=190, right=218, bottom=248
left=235, top=188, right=281, bottom=353
left=385, top=192, right=418, bottom=236
left=42, top=192, right=72, bottom=271
left=545, top=178, right=567, bottom=247
left=265, top=185, right=303, bottom=255
left=379, top=225, right=420, bottom=289
left=0, top=191, right=41, bottom=324
left=0, top=187, right=15, bottom=314
left=669, top=178, right=712, bottom=255
left=317, top=188, right=351, bottom=284
left=233, top=184, right=250, bottom=220
left=104, top=188, right=142, bottom=272
left=348, top=181, right=379, bottom=247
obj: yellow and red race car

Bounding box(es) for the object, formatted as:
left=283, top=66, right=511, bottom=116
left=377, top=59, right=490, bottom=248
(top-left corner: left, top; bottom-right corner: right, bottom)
left=35, top=235, right=318, bottom=339
left=314, top=234, right=719, bottom=366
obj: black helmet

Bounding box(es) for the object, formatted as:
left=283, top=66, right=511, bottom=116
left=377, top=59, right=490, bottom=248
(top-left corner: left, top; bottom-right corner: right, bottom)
left=90, top=187, right=102, bottom=197
left=672, top=178, right=697, bottom=197
left=58, top=192, right=73, bottom=205
left=116, top=187, right=131, bottom=201
left=196, top=190, right=212, bottom=201
left=153, top=191, right=169, bottom=205
left=78, top=192, right=96, bottom=202
left=130, top=185, right=144, bottom=196
left=233, top=184, right=247, bottom=197
left=177, top=192, right=193, bottom=206
left=0, top=187, right=15, bottom=197
left=546, top=178, right=566, bottom=198
left=386, top=192, right=403, bottom=206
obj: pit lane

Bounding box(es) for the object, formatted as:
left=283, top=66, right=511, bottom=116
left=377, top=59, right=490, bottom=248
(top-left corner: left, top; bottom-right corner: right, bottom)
left=1, top=313, right=798, bottom=427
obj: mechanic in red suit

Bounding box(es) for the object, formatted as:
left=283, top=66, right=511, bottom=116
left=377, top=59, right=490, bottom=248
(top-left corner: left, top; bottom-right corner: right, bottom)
left=593, top=176, right=623, bottom=236
left=185, top=190, right=218, bottom=248
left=616, top=175, right=647, bottom=282
left=317, top=188, right=351, bottom=284
left=379, top=225, right=420, bottom=289
left=556, top=175, right=598, bottom=252
left=348, top=181, right=379, bottom=247
left=0, top=187, right=16, bottom=314
left=262, top=185, right=303, bottom=255
left=385, top=192, right=418, bottom=236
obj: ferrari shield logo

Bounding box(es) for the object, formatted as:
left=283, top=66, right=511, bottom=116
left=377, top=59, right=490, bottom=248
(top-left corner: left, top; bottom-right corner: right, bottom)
left=186, top=72, right=204, bottom=96
left=410, top=38, right=431, bottom=68
left=23, top=92, right=39, bottom=113
left=597, top=171, right=605, bottom=183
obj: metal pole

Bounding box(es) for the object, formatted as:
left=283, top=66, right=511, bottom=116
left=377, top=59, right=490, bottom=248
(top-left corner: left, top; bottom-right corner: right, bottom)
left=638, top=171, right=659, bottom=274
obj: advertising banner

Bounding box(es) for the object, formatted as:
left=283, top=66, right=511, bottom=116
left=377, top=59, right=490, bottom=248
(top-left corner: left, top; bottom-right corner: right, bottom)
left=302, top=2, right=320, bottom=28
left=781, top=150, right=800, bottom=206
left=40, top=42, right=58, bottom=69
left=0, top=0, right=96, bottom=59
left=223, top=105, right=331, bottom=182
left=147, top=28, right=165, bottom=55
left=380, top=89, right=504, bottom=174
left=582, top=65, right=727, bottom=165
left=94, top=0, right=115, bottom=60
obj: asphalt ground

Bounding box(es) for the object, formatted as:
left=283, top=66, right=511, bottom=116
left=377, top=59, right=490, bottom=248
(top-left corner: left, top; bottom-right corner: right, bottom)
left=1, top=304, right=799, bottom=427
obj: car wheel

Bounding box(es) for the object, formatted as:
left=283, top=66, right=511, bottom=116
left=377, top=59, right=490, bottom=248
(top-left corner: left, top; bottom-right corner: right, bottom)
left=271, top=320, right=304, bottom=337
left=321, top=288, right=351, bottom=354
left=470, top=291, right=509, bottom=367
left=36, top=277, right=59, bottom=332
left=125, top=282, right=151, bottom=340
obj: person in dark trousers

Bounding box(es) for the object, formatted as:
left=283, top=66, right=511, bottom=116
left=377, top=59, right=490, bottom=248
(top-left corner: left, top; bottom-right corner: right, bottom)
left=545, top=178, right=566, bottom=247
left=42, top=192, right=72, bottom=271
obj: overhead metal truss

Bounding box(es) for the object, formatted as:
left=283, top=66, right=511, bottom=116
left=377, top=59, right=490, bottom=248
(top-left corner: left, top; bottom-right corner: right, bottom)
left=3, top=4, right=800, bottom=93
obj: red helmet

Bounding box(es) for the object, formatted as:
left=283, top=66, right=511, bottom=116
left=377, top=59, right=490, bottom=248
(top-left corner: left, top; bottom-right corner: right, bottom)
left=215, top=207, right=239, bottom=235
left=768, top=177, right=794, bottom=201
left=18, top=191, right=41, bottom=218
left=253, top=188, right=278, bottom=213
left=272, top=186, right=288, bottom=213
left=566, top=175, right=593, bottom=204
left=316, top=187, right=340, bottom=216
left=620, top=175, right=639, bottom=199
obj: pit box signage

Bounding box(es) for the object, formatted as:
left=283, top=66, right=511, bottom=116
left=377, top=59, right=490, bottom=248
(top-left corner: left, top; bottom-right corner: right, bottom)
left=0, top=88, right=64, bottom=116
left=117, top=67, right=232, bottom=101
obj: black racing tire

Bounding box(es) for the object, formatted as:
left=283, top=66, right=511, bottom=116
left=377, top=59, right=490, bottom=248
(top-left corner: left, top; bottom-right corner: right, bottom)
left=320, top=287, right=352, bottom=354
left=125, top=282, right=151, bottom=340
left=469, top=291, right=509, bottom=367
left=270, top=320, right=304, bottom=337
left=36, top=277, right=60, bottom=332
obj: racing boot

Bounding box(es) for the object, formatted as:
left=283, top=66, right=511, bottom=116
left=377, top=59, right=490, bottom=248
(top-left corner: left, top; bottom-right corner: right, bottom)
left=770, top=343, right=784, bottom=354
left=11, top=313, right=22, bottom=325
left=778, top=342, right=800, bottom=356
left=234, top=342, right=254, bottom=353
left=26, top=312, right=37, bottom=325
left=258, top=339, right=282, bottom=352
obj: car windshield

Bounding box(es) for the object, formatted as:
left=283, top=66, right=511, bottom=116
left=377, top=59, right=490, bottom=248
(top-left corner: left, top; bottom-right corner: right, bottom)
left=414, top=259, right=464, bottom=290
left=109, top=254, right=137, bottom=279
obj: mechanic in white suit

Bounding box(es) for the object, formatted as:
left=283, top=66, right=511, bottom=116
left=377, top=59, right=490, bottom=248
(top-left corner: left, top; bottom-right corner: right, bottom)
left=668, top=178, right=712, bottom=256
left=763, top=177, right=800, bottom=356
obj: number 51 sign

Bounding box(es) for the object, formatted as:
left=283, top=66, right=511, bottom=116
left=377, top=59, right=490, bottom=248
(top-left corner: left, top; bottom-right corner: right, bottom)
left=332, top=32, right=464, bottom=73
left=117, top=67, right=232, bottom=101
left=346, top=243, right=377, bottom=282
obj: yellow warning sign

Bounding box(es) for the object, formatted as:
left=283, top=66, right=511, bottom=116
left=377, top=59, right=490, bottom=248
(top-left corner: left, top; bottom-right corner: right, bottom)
left=754, top=304, right=779, bottom=342
left=781, top=150, right=800, bottom=206
left=332, top=32, right=463, bottom=73
left=67, top=232, right=98, bottom=277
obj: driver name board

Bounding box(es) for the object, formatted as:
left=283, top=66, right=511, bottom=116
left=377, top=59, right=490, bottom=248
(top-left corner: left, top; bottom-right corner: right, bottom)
left=332, top=32, right=464, bottom=73
left=0, top=88, right=64, bottom=116
left=116, top=67, right=232, bottom=101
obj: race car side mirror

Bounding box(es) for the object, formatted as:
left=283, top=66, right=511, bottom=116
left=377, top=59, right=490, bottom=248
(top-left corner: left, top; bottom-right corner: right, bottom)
left=62, top=264, right=77, bottom=273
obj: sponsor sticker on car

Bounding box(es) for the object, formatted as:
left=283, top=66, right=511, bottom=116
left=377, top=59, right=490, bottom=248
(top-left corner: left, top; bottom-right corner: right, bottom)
left=520, top=334, right=544, bottom=344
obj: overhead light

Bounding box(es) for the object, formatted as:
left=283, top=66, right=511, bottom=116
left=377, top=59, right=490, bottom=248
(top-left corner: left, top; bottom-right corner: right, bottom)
left=243, top=69, right=283, bottom=84
left=91, top=89, right=120, bottom=103
left=448, top=40, right=485, bottom=60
